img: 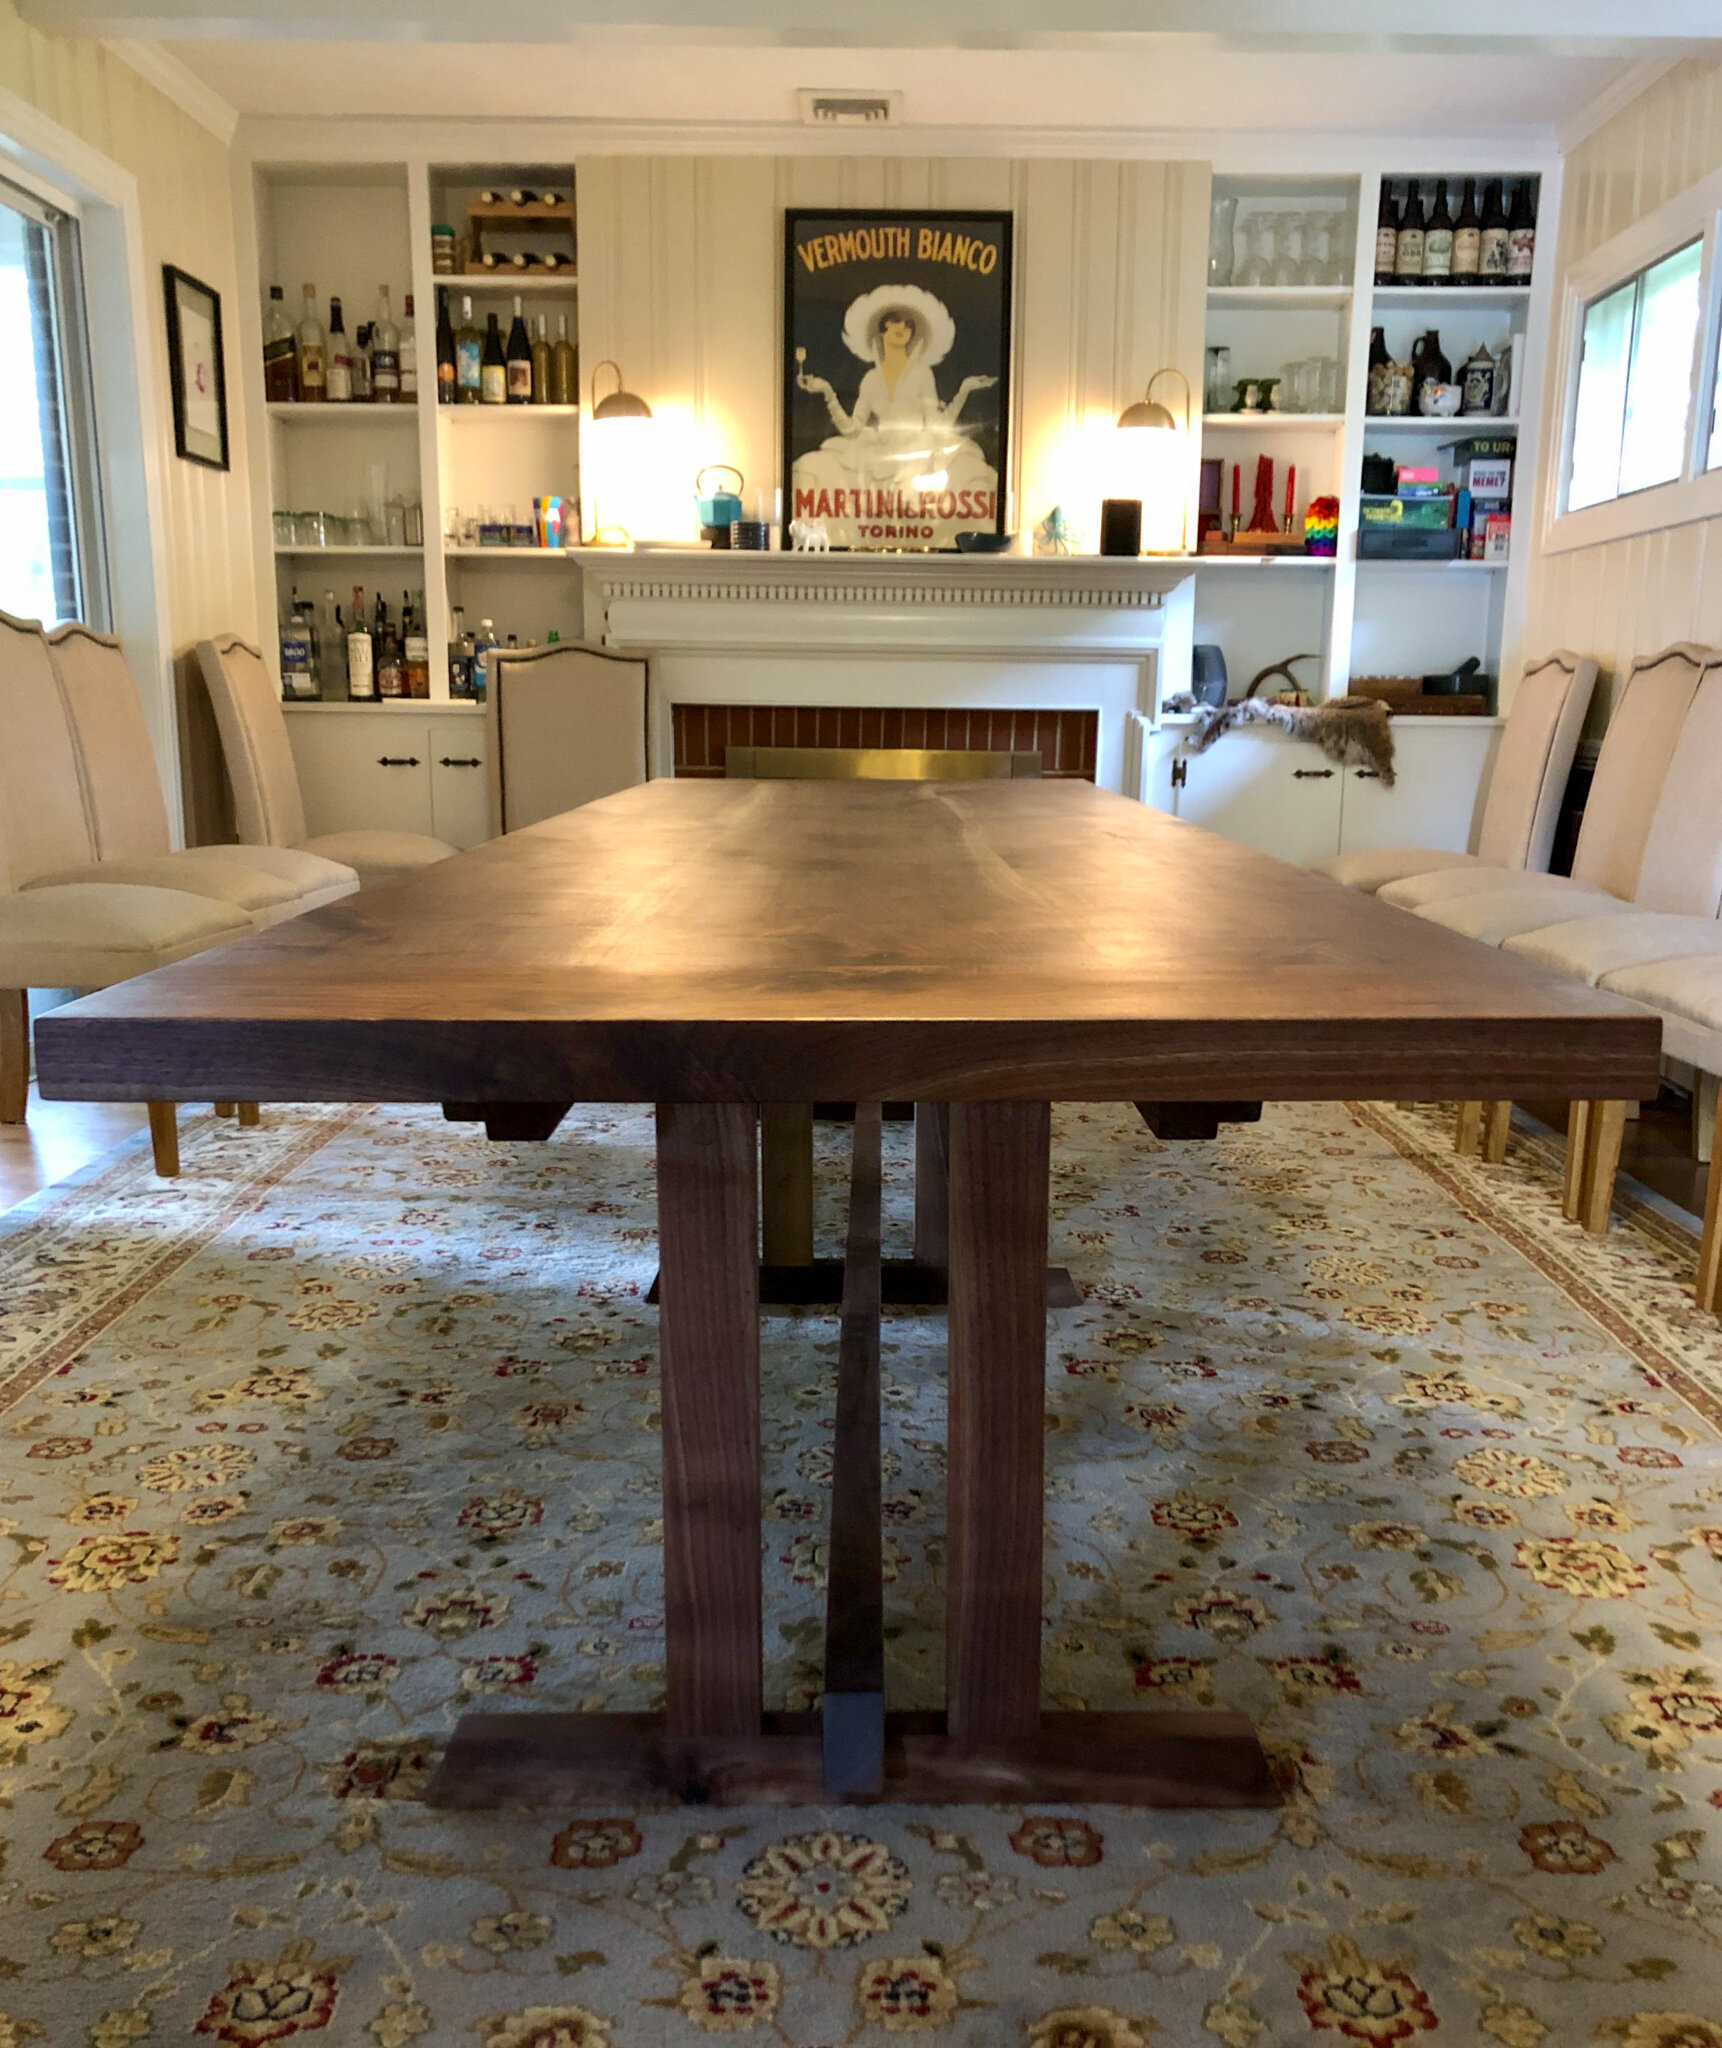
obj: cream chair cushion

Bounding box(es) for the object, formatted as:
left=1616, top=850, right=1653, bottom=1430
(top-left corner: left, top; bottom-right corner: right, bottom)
left=1316, top=847, right=1483, bottom=892
left=1600, top=953, right=1722, bottom=1076
left=299, top=830, right=455, bottom=889
left=23, top=854, right=345, bottom=928
left=174, top=844, right=357, bottom=898
left=1413, top=884, right=1632, bottom=949
left=1508, top=913, right=1722, bottom=987
left=0, top=883, right=249, bottom=989
left=196, top=635, right=311, bottom=848
left=1379, top=867, right=1594, bottom=913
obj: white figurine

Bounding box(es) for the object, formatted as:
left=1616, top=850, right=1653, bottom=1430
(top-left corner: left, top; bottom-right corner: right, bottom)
left=788, top=516, right=831, bottom=553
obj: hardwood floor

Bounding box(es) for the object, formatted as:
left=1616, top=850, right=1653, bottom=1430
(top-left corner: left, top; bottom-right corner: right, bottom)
left=1525, top=1088, right=1707, bottom=1221
left=1, top=1089, right=147, bottom=1212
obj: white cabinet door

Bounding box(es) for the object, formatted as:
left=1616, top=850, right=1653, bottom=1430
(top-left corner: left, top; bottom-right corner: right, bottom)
left=286, top=714, right=435, bottom=840
left=1337, top=723, right=1500, bottom=857
left=1173, top=729, right=1343, bottom=865
left=428, top=716, right=491, bottom=849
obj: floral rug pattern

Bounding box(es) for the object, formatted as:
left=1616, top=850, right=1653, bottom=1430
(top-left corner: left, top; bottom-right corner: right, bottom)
left=0, top=1098, right=1719, bottom=2047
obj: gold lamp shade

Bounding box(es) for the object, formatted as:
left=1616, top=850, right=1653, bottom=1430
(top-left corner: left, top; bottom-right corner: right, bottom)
left=591, top=358, right=653, bottom=420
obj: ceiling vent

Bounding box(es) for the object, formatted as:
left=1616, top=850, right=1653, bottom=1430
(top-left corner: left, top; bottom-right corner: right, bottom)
left=797, top=90, right=903, bottom=128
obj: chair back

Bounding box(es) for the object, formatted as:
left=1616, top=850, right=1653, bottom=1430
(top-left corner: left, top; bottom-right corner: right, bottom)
left=46, top=623, right=173, bottom=862
left=0, top=607, right=98, bottom=892
left=196, top=635, right=308, bottom=848
left=1571, top=644, right=1712, bottom=897
left=488, top=642, right=648, bottom=835
left=1474, top=651, right=1597, bottom=870
left=1632, top=649, right=1722, bottom=916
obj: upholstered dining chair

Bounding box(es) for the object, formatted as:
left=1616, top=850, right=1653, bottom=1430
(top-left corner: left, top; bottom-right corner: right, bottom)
left=196, top=635, right=457, bottom=888
left=487, top=641, right=649, bottom=835
left=1317, top=650, right=1597, bottom=895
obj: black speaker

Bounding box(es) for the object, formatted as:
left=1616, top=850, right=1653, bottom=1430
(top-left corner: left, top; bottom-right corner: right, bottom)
left=1099, top=498, right=1143, bottom=557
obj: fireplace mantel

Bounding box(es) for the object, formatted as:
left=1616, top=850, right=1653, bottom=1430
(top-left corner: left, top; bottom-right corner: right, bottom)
left=571, top=548, right=1196, bottom=792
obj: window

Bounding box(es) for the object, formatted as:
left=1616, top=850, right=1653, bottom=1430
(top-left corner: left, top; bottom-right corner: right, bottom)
left=0, top=174, right=104, bottom=626
left=1568, top=240, right=1703, bottom=510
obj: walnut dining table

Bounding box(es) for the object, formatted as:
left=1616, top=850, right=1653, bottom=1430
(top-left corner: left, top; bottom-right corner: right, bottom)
left=35, top=778, right=1661, bottom=1810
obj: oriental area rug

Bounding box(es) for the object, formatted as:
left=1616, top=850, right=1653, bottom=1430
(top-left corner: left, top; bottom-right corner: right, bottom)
left=0, top=1099, right=1719, bottom=2048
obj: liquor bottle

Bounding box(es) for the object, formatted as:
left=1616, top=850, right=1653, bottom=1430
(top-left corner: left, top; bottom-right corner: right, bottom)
left=1452, top=178, right=1481, bottom=280
left=1507, top=180, right=1537, bottom=282
left=549, top=313, right=576, bottom=406
left=531, top=314, right=552, bottom=404
left=346, top=586, right=376, bottom=701
left=1373, top=182, right=1399, bottom=287
left=437, top=291, right=457, bottom=404
left=1394, top=180, right=1425, bottom=283
left=372, top=285, right=400, bottom=401
left=280, top=589, right=316, bottom=701
left=448, top=604, right=473, bottom=698
left=506, top=296, right=533, bottom=403
left=317, top=589, right=345, bottom=696
left=1423, top=178, right=1454, bottom=283
left=351, top=323, right=373, bottom=403
left=326, top=296, right=354, bottom=401
left=456, top=295, right=483, bottom=403
left=296, top=283, right=326, bottom=401
left=1479, top=180, right=1510, bottom=282
left=263, top=285, right=299, bottom=402
left=403, top=591, right=430, bottom=698
left=374, top=594, right=405, bottom=699
left=472, top=617, right=500, bottom=701
left=399, top=294, right=418, bottom=400
left=481, top=312, right=508, bottom=404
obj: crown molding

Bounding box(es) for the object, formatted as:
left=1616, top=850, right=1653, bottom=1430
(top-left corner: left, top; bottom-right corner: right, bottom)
left=103, top=37, right=238, bottom=143
left=1556, top=52, right=1688, bottom=154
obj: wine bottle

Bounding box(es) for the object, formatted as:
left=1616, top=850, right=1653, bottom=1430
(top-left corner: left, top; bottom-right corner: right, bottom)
left=403, top=590, right=430, bottom=698
left=1507, top=180, right=1536, bottom=282
left=351, top=323, right=373, bottom=403
left=541, top=250, right=572, bottom=272
left=296, top=283, right=326, bottom=402
left=326, top=296, right=353, bottom=401
left=531, top=313, right=552, bottom=404
left=1452, top=178, right=1481, bottom=281
left=550, top=313, right=577, bottom=407
left=1479, top=180, right=1510, bottom=283
left=481, top=312, right=508, bottom=404
left=506, top=295, right=532, bottom=403
left=263, top=285, right=299, bottom=402
left=399, top=294, right=418, bottom=400
left=346, top=586, right=376, bottom=701
left=1423, top=178, right=1454, bottom=283
left=456, top=294, right=483, bottom=403
left=371, top=284, right=400, bottom=401
left=374, top=594, right=405, bottom=699
left=1394, top=180, right=1425, bottom=283
left=1373, top=182, right=1398, bottom=287
left=508, top=187, right=536, bottom=207
left=317, top=589, right=344, bottom=696
left=437, top=290, right=457, bottom=404
left=448, top=604, right=473, bottom=699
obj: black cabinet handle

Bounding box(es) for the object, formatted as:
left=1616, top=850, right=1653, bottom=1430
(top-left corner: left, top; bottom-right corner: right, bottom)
left=438, top=756, right=483, bottom=768
left=1354, top=768, right=1383, bottom=780
left=1293, top=767, right=1335, bottom=779
left=376, top=755, right=420, bottom=767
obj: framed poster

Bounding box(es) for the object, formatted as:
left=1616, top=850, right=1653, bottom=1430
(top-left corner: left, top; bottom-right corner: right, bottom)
left=782, top=209, right=1011, bottom=551
left=162, top=264, right=229, bottom=471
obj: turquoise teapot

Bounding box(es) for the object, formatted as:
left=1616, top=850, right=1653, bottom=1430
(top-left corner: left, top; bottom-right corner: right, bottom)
left=695, top=464, right=745, bottom=538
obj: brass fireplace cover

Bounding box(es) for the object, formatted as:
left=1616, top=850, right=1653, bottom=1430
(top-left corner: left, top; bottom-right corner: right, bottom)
left=724, top=746, right=1043, bottom=781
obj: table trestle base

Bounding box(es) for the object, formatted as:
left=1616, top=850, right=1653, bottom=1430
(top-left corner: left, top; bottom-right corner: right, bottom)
left=644, top=1260, right=1084, bottom=1310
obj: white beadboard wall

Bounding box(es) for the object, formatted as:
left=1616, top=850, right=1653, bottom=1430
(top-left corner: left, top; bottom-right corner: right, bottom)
left=0, top=3, right=256, bottom=655
left=1523, top=56, right=1722, bottom=717
left=575, top=155, right=1210, bottom=549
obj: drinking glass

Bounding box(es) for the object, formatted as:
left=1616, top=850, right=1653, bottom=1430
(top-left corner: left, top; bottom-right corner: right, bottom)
left=1272, top=213, right=1304, bottom=288
left=294, top=510, right=326, bottom=547
left=1236, top=215, right=1272, bottom=287
left=383, top=497, right=408, bottom=548
left=272, top=509, right=294, bottom=547
left=1204, top=345, right=1232, bottom=415
left=1302, top=212, right=1331, bottom=285
left=1208, top=195, right=1237, bottom=286
left=1317, top=356, right=1344, bottom=413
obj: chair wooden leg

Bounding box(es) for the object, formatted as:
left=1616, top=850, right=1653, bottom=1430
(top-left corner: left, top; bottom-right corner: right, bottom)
left=1, top=989, right=27, bottom=1124
left=1562, top=1101, right=1592, bottom=1221
left=146, top=1102, right=180, bottom=1178
left=237, top=1102, right=261, bottom=1128
left=1579, top=1099, right=1628, bottom=1237
left=214, top=1102, right=236, bottom=1118
left=1454, top=1100, right=1484, bottom=1156
left=1481, top=1099, right=1512, bottom=1165
left=1697, top=1088, right=1722, bottom=1315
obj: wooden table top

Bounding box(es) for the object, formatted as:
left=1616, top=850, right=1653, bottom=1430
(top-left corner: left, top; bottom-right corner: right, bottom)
left=37, top=779, right=1661, bottom=1105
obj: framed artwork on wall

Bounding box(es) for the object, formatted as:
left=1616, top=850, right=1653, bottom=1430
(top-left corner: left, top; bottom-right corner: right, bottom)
left=782, top=209, right=1012, bottom=552
left=162, top=264, right=229, bottom=471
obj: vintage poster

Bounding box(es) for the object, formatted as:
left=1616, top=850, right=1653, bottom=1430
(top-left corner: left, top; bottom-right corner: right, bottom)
left=782, top=210, right=1012, bottom=551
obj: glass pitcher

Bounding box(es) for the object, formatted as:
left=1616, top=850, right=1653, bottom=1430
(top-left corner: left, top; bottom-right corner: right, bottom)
left=1208, top=195, right=1237, bottom=286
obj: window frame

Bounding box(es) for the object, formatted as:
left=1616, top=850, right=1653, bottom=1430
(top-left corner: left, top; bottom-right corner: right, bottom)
left=0, top=168, right=111, bottom=629
left=1544, top=162, right=1722, bottom=555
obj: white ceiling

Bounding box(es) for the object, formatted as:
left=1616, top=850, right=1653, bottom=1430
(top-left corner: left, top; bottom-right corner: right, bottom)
left=150, top=36, right=1647, bottom=135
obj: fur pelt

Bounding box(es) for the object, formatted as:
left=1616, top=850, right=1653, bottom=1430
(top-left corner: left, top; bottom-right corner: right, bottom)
left=1168, top=693, right=1396, bottom=786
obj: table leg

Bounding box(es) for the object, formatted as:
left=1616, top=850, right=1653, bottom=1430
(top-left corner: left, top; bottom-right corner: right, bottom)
left=947, top=1100, right=1050, bottom=1743
left=1699, top=1085, right=1722, bottom=1316
left=914, top=1102, right=949, bottom=1270
left=761, top=1104, right=814, bottom=1267
left=657, top=1101, right=763, bottom=1738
